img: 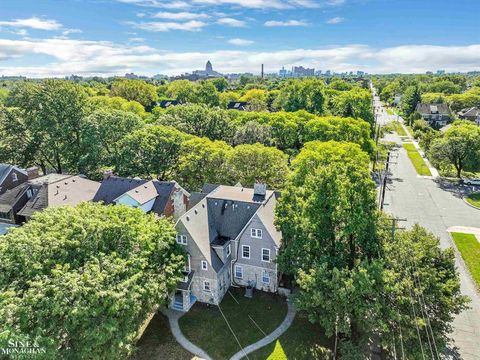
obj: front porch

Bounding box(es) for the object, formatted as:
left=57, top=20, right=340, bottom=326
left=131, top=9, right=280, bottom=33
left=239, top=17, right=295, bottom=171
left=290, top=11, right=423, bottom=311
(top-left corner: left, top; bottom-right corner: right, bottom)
left=170, top=270, right=196, bottom=312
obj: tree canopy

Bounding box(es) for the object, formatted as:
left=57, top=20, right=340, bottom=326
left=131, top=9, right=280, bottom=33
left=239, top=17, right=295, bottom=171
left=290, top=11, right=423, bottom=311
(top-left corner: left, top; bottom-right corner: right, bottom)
left=0, top=202, right=185, bottom=359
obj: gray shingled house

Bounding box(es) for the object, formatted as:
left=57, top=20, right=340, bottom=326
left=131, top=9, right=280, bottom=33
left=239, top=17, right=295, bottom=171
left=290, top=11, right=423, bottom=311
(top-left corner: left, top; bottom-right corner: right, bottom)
left=415, top=103, right=451, bottom=128
left=171, top=183, right=281, bottom=312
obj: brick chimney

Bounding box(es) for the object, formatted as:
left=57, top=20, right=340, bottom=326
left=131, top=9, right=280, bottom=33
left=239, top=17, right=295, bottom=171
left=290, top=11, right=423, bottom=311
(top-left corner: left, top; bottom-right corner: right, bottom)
left=253, top=182, right=266, bottom=196
left=103, top=170, right=113, bottom=180
left=26, top=166, right=39, bottom=180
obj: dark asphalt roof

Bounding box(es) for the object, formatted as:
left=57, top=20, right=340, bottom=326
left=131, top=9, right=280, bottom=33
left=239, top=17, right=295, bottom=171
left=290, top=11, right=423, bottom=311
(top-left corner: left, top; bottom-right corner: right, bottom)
left=93, top=176, right=148, bottom=204
left=0, top=183, right=30, bottom=213
left=93, top=176, right=176, bottom=216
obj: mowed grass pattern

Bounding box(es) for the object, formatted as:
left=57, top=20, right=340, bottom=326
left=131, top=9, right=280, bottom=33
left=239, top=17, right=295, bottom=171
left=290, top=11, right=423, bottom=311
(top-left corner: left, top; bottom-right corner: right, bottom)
left=451, top=232, right=480, bottom=288
left=179, top=288, right=288, bottom=360
left=466, top=193, right=480, bottom=208
left=403, top=143, right=432, bottom=176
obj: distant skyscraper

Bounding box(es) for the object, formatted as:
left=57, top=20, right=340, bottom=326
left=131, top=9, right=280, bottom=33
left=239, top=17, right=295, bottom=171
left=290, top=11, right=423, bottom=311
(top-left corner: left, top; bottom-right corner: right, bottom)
left=279, top=66, right=288, bottom=77
left=292, top=66, right=315, bottom=77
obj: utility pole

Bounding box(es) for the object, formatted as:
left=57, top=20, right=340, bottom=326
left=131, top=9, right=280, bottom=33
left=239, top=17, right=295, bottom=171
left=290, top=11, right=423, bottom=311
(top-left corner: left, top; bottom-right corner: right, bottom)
left=380, top=151, right=390, bottom=211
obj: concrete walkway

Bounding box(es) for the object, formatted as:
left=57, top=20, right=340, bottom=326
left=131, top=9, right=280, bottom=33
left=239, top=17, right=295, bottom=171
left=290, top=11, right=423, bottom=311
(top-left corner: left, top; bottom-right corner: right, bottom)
left=163, top=308, right=213, bottom=360
left=229, top=300, right=297, bottom=360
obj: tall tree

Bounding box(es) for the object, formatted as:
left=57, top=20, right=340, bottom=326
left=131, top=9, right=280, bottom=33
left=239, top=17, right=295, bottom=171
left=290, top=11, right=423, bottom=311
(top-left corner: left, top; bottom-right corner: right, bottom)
left=429, top=122, right=480, bottom=177
left=116, top=125, right=188, bottom=179
left=110, top=79, right=158, bottom=109
left=1, top=80, right=88, bottom=174
left=195, top=81, right=220, bottom=107
left=227, top=143, right=290, bottom=189
left=0, top=203, right=185, bottom=360
left=401, top=85, right=422, bottom=117
left=276, top=79, right=326, bottom=115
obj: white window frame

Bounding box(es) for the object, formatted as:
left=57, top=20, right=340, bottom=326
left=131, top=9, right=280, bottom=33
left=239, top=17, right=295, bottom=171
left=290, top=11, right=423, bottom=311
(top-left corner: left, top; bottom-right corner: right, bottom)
left=242, top=245, right=250, bottom=259
left=176, top=234, right=187, bottom=245
left=11, top=172, right=18, bottom=182
left=262, top=270, right=270, bottom=284
left=203, top=280, right=210, bottom=291
left=226, top=244, right=231, bottom=257
left=251, top=228, right=262, bottom=239
left=261, top=248, right=271, bottom=263
left=201, top=260, right=208, bottom=270
left=234, top=265, right=243, bottom=279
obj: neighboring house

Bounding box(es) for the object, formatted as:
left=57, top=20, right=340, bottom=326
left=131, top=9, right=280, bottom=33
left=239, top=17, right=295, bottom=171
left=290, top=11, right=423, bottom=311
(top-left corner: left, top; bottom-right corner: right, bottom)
left=458, top=107, right=480, bottom=124
left=227, top=101, right=251, bottom=111
left=0, top=174, right=100, bottom=224
left=415, top=103, right=451, bottom=128
left=158, top=99, right=179, bottom=108
left=172, top=183, right=281, bottom=312
left=0, top=164, right=29, bottom=195
left=93, top=175, right=189, bottom=219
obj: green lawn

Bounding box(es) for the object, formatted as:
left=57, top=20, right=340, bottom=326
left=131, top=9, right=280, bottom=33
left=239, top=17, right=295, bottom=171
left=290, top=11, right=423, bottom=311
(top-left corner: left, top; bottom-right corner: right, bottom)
left=385, top=121, right=407, bottom=137
left=133, top=313, right=193, bottom=360
left=403, top=143, right=432, bottom=176
left=179, top=288, right=288, bottom=360
left=466, top=193, right=480, bottom=208
left=250, top=312, right=333, bottom=360
left=451, top=232, right=480, bottom=288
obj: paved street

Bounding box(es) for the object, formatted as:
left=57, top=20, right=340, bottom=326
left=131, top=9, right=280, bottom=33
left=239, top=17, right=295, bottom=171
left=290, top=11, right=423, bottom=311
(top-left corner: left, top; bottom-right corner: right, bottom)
left=374, top=94, right=480, bottom=359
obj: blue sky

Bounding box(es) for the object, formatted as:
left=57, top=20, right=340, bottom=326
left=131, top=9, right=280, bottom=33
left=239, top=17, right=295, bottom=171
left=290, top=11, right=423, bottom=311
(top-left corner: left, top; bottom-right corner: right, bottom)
left=1, top=0, right=480, bottom=77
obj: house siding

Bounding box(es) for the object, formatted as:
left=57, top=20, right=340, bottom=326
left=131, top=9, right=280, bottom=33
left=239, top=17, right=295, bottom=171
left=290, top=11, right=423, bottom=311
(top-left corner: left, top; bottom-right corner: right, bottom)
left=233, top=214, right=278, bottom=292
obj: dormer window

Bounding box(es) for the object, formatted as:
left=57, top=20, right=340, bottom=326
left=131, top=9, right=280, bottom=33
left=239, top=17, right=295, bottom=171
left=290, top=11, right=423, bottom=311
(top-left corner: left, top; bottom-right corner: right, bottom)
left=11, top=173, right=18, bottom=182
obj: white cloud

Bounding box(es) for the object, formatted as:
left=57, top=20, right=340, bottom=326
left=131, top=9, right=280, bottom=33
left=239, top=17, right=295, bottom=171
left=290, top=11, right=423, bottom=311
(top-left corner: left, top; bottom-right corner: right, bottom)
left=0, top=17, right=62, bottom=31
left=1, top=38, right=480, bottom=77
left=62, top=29, right=83, bottom=36
left=228, top=38, right=254, bottom=46
left=153, top=11, right=209, bottom=20
left=217, top=18, right=246, bottom=27
left=128, top=20, right=207, bottom=31
left=326, top=16, right=344, bottom=24
left=117, top=0, right=191, bottom=8
left=264, top=20, right=307, bottom=27
left=128, top=37, right=146, bottom=42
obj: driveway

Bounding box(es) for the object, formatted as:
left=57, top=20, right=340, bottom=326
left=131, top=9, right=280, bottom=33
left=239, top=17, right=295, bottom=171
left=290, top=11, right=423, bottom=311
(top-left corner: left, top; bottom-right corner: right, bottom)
left=383, top=131, right=480, bottom=359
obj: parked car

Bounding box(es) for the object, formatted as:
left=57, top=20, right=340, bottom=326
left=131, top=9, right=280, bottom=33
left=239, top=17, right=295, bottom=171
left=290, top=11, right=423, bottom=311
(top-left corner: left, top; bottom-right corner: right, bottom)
left=462, top=178, right=480, bottom=186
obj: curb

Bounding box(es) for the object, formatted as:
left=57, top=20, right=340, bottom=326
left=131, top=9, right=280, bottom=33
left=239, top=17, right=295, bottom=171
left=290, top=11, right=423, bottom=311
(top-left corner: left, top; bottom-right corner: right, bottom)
left=447, top=231, right=480, bottom=295
left=462, top=195, right=480, bottom=211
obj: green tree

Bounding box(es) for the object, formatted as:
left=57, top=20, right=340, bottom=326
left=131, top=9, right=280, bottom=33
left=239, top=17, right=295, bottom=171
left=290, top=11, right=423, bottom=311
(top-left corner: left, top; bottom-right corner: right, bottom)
left=176, top=137, right=232, bottom=191
left=276, top=141, right=379, bottom=354
left=110, top=79, right=158, bottom=109
left=0, top=202, right=185, bottom=360
left=331, top=88, right=374, bottom=127
left=116, top=125, right=188, bottom=179
left=157, top=104, right=236, bottom=142
left=233, top=121, right=273, bottom=146
left=210, top=78, right=229, bottom=92
left=227, top=143, right=290, bottom=189
left=166, top=80, right=197, bottom=104
left=401, top=85, right=422, bottom=117
left=239, top=89, right=268, bottom=111
left=276, top=79, right=326, bottom=115
left=1, top=80, right=88, bottom=174
left=195, top=81, right=220, bottom=107
left=429, top=122, right=480, bottom=177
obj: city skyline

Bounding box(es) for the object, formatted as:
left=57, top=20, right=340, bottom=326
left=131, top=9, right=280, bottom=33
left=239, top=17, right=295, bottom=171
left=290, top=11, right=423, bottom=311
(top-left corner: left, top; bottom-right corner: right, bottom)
left=1, top=0, right=480, bottom=77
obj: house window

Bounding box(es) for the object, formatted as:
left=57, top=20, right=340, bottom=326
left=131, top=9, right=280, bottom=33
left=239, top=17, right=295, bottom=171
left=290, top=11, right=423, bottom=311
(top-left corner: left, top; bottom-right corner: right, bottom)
left=262, top=270, right=270, bottom=284
left=203, top=280, right=210, bottom=291
left=242, top=245, right=250, bottom=259
left=262, top=248, right=271, bottom=262
left=201, top=260, right=208, bottom=270
left=26, top=189, right=33, bottom=199
left=251, top=228, right=262, bottom=238
left=226, top=244, right=231, bottom=257
left=11, top=173, right=18, bottom=182
left=235, top=265, right=243, bottom=279
left=176, top=234, right=187, bottom=245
